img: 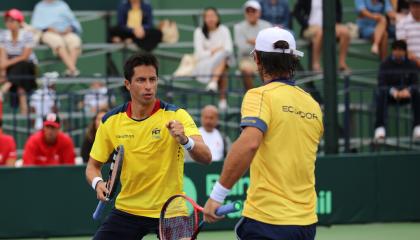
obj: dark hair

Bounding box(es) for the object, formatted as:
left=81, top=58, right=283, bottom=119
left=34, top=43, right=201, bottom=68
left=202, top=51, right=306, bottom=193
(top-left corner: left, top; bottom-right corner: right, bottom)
left=85, top=109, right=108, bottom=142
left=202, top=7, right=221, bottom=39
left=255, top=40, right=298, bottom=78
left=392, top=40, right=407, bottom=51
left=123, top=52, right=159, bottom=82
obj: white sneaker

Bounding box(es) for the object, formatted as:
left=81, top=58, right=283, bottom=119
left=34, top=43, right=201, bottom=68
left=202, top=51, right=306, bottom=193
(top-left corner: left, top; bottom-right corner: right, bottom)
left=218, top=99, right=228, bottom=111
left=374, top=126, right=386, bottom=141
left=206, top=81, right=218, bottom=92
left=413, top=125, right=420, bottom=141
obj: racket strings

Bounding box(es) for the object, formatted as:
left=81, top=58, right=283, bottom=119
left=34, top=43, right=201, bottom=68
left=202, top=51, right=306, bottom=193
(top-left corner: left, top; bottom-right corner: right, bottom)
left=161, top=216, right=195, bottom=240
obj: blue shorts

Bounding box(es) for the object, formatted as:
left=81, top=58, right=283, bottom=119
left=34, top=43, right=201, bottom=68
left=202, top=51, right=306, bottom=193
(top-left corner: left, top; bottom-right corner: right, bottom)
left=93, top=208, right=159, bottom=240
left=235, top=217, right=316, bottom=240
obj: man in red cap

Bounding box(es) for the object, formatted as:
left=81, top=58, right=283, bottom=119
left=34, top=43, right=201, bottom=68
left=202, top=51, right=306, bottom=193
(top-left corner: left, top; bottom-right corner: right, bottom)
left=23, top=113, right=75, bottom=166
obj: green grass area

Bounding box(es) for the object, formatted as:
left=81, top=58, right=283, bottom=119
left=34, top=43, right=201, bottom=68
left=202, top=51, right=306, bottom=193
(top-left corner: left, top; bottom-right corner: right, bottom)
left=13, top=223, right=420, bottom=240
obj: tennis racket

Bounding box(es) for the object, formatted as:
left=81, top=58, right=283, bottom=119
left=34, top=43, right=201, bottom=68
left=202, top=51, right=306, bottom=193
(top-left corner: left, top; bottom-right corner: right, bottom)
left=159, top=194, right=241, bottom=240
left=92, top=145, right=124, bottom=220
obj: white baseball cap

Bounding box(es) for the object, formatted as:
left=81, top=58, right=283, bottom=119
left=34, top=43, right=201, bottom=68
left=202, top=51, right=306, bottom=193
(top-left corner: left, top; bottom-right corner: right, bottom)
left=243, top=0, right=261, bottom=11
left=254, top=27, right=304, bottom=57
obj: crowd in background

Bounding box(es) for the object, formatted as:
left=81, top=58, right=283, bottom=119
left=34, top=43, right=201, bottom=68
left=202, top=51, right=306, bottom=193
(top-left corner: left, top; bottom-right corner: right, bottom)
left=0, top=0, right=420, bottom=167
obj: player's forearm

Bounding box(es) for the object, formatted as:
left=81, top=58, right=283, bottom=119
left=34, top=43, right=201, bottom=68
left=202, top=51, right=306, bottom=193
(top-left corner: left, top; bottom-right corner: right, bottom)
left=85, top=158, right=103, bottom=185
left=218, top=127, right=262, bottom=189
left=188, top=136, right=212, bottom=165
left=218, top=140, right=257, bottom=189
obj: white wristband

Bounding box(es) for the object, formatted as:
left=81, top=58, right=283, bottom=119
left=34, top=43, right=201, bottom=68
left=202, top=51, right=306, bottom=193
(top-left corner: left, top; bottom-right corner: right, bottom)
left=91, top=177, right=103, bottom=190
left=182, top=137, right=195, bottom=151
left=210, top=181, right=230, bottom=203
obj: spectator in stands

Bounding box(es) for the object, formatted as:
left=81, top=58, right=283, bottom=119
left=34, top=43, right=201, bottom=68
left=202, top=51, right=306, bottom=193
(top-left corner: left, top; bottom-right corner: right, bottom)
left=397, top=0, right=420, bottom=68
left=294, top=0, right=350, bottom=72
left=82, top=80, right=115, bottom=113
left=258, top=0, right=291, bottom=30
left=0, top=9, right=38, bottom=115
left=355, top=0, right=397, bottom=60
left=193, top=7, right=233, bottom=111
left=0, top=119, right=17, bottom=167
left=23, top=113, right=75, bottom=166
left=234, top=1, right=271, bottom=90
left=392, top=0, right=410, bottom=16
left=199, top=105, right=225, bottom=161
left=374, top=40, right=420, bottom=141
left=109, top=0, right=162, bottom=52
left=31, top=0, right=82, bottom=77
left=80, top=109, right=107, bottom=163
left=30, top=72, right=58, bottom=130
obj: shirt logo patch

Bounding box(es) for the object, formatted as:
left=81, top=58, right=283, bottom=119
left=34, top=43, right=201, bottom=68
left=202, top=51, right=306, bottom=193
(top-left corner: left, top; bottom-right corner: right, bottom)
left=152, top=128, right=162, bottom=139
left=116, top=134, right=135, bottom=139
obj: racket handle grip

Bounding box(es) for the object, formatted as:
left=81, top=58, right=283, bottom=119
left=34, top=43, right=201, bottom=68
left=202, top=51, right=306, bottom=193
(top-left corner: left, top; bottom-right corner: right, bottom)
left=215, top=201, right=242, bottom=216
left=92, top=201, right=106, bottom=220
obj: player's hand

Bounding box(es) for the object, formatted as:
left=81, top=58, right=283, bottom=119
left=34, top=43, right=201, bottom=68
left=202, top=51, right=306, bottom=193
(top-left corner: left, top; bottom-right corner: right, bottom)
left=133, top=27, right=145, bottom=39
left=95, top=181, right=109, bottom=202
left=166, top=120, right=188, bottom=144
left=203, top=198, right=224, bottom=223
left=400, top=89, right=411, bottom=99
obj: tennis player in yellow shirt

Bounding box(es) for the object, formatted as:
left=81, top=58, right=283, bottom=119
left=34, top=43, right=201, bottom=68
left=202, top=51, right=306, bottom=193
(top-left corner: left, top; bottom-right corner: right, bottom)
left=203, top=27, right=324, bottom=240
left=85, top=53, right=211, bottom=239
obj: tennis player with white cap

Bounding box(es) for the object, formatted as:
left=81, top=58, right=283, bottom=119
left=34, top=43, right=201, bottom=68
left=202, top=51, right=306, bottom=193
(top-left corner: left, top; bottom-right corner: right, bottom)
left=203, top=27, right=324, bottom=240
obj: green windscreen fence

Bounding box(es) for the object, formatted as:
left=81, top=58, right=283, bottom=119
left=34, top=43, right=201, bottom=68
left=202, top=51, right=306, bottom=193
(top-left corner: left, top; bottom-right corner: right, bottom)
left=1, top=152, right=420, bottom=238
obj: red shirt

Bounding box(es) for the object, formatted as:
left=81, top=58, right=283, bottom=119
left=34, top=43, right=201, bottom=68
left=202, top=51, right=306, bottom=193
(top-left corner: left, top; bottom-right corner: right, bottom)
left=23, top=130, right=75, bottom=166
left=0, top=133, right=17, bottom=165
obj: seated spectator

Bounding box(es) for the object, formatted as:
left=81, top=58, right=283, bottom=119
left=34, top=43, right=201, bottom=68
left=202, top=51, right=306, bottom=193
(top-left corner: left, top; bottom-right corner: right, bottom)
left=80, top=109, right=107, bottom=163
left=30, top=72, right=58, bottom=130
left=109, top=0, right=162, bottom=52
left=0, top=9, right=38, bottom=115
left=199, top=105, right=225, bottom=161
left=374, top=40, right=420, bottom=141
left=392, top=0, right=410, bottom=16
left=397, top=0, right=420, bottom=68
left=0, top=119, right=17, bottom=167
left=31, top=0, right=82, bottom=77
left=82, top=80, right=115, bottom=113
left=294, top=0, right=350, bottom=72
left=193, top=7, right=233, bottom=111
left=355, top=0, right=397, bottom=59
left=234, top=1, right=271, bottom=90
left=258, top=0, right=291, bottom=30
left=23, top=113, right=75, bottom=165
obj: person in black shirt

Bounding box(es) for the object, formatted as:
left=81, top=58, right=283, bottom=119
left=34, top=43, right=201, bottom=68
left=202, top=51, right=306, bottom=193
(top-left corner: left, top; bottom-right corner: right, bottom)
left=374, top=40, right=420, bottom=141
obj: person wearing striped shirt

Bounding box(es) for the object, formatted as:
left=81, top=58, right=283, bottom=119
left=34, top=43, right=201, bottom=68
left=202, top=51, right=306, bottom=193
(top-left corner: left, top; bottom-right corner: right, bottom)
left=397, top=0, right=420, bottom=67
left=0, top=9, right=37, bottom=115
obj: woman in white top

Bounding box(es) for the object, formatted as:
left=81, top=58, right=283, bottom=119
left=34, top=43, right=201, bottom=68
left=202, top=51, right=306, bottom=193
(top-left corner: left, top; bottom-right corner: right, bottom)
left=0, top=9, right=37, bottom=115
left=193, top=7, right=233, bottom=111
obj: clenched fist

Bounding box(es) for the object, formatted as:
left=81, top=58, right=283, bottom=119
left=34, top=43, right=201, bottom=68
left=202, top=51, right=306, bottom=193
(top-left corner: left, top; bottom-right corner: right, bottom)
left=166, top=120, right=188, bottom=144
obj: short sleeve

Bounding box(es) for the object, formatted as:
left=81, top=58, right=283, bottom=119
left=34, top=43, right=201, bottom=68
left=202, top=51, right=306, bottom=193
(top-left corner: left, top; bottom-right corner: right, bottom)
left=22, top=31, right=35, bottom=49
left=355, top=0, right=366, bottom=13
left=176, top=109, right=200, bottom=137
left=396, top=18, right=407, bottom=40
left=384, top=0, right=393, bottom=13
left=90, top=122, right=114, bottom=163
left=240, top=89, right=271, bottom=133
left=0, top=31, right=5, bottom=48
